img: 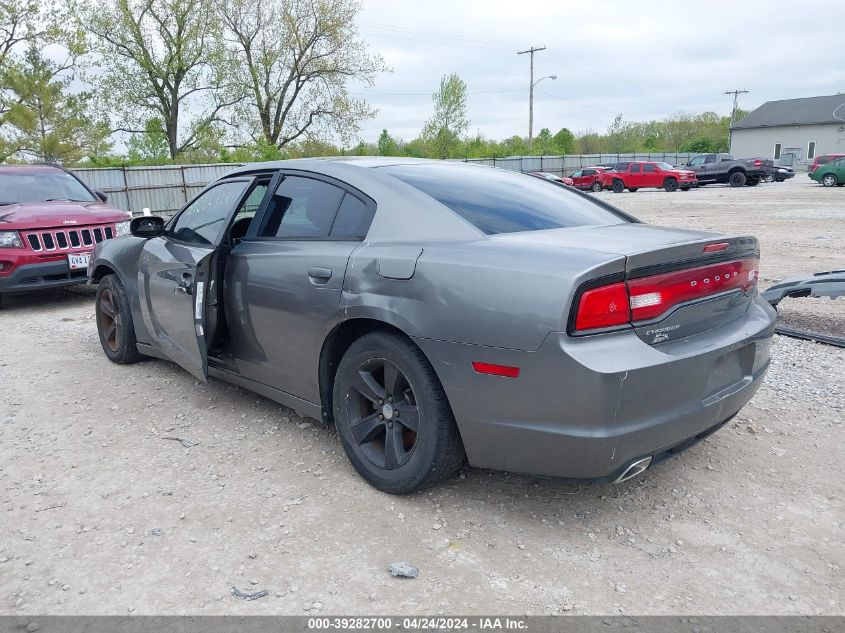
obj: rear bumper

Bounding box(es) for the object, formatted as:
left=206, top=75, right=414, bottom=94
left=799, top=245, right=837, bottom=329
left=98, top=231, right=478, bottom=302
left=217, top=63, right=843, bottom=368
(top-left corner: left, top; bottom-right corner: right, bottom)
left=416, top=294, right=776, bottom=481
left=0, top=260, right=89, bottom=293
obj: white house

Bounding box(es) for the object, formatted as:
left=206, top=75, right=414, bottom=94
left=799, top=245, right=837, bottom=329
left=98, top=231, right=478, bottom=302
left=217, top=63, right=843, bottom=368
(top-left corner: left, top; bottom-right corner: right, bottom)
left=729, top=94, right=845, bottom=167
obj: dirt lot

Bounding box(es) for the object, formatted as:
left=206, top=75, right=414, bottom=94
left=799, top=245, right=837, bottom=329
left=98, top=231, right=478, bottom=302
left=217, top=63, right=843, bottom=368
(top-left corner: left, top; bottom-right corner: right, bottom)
left=1, top=177, right=843, bottom=616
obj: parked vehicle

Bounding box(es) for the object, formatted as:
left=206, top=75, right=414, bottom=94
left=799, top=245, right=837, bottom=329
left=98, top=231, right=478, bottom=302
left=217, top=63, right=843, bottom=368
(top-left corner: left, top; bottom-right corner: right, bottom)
left=810, top=154, right=845, bottom=173
left=684, top=153, right=773, bottom=187
left=765, top=166, right=795, bottom=183
left=89, top=158, right=776, bottom=494
left=527, top=171, right=575, bottom=187
left=602, top=161, right=698, bottom=192
left=809, top=156, right=845, bottom=186
left=569, top=167, right=608, bottom=192
left=0, top=164, right=130, bottom=305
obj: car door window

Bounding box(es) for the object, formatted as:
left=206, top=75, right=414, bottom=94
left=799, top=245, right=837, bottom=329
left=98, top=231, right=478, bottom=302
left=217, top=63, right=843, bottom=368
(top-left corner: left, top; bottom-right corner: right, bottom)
left=259, top=176, right=345, bottom=238
left=330, top=193, right=375, bottom=239
left=643, top=164, right=656, bottom=173
left=630, top=164, right=641, bottom=173
left=169, top=181, right=249, bottom=245
left=571, top=170, right=583, bottom=178
left=688, top=156, right=706, bottom=168
left=704, top=154, right=716, bottom=164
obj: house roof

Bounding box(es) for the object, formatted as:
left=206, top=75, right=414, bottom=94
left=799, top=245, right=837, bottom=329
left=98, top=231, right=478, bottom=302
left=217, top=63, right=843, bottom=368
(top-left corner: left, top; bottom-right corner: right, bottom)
left=731, top=94, right=845, bottom=129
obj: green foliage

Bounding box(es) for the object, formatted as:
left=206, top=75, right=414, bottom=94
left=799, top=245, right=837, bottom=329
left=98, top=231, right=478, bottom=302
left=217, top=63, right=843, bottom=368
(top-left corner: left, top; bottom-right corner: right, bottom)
left=80, top=0, right=231, bottom=160
left=377, top=129, right=397, bottom=156
left=1, top=45, right=110, bottom=163
left=219, top=0, right=386, bottom=151
left=422, top=73, right=469, bottom=159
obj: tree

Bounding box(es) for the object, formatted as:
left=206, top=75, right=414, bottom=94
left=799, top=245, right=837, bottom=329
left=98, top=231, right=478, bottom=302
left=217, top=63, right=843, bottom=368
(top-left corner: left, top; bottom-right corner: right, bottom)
left=421, top=73, right=469, bottom=159
left=552, top=127, right=575, bottom=154
left=2, top=45, right=110, bottom=163
left=377, top=129, right=397, bottom=156
left=219, top=0, right=385, bottom=151
left=80, top=0, right=237, bottom=160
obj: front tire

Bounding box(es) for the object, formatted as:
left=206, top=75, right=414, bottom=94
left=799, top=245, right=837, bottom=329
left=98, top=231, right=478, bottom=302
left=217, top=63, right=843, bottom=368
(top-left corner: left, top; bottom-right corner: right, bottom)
left=663, top=177, right=678, bottom=192
left=728, top=171, right=747, bottom=187
left=611, top=179, right=625, bottom=193
left=591, top=181, right=603, bottom=193
left=822, top=173, right=838, bottom=187
left=96, top=274, right=143, bottom=364
left=333, top=331, right=465, bottom=494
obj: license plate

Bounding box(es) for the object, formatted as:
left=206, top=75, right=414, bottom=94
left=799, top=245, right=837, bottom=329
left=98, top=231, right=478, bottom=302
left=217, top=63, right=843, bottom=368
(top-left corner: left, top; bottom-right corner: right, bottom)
left=68, top=253, right=91, bottom=270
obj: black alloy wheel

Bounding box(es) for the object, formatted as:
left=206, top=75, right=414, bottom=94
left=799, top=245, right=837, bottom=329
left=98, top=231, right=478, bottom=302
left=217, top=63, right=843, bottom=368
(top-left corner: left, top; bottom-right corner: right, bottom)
left=345, top=357, right=420, bottom=470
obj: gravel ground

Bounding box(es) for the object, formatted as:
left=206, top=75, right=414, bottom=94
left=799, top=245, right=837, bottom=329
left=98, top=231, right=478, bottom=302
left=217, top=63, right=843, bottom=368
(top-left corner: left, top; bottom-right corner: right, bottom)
left=0, top=177, right=843, bottom=616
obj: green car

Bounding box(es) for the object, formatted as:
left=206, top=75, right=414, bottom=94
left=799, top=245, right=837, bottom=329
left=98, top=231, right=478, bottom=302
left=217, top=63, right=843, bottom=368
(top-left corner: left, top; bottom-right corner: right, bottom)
left=810, top=157, right=845, bottom=187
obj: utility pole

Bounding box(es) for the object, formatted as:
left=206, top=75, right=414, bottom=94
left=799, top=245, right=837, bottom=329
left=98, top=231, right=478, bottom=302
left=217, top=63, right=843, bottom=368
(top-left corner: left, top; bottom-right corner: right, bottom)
left=724, top=89, right=749, bottom=125
left=518, top=46, right=546, bottom=148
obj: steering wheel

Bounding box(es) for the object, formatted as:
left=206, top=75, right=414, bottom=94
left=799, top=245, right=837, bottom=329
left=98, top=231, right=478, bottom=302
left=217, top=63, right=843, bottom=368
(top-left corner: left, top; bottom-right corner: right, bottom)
left=228, top=216, right=253, bottom=249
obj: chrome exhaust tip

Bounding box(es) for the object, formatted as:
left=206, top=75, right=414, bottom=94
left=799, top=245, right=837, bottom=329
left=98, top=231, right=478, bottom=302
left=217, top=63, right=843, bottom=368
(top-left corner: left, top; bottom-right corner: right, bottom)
left=613, top=456, right=653, bottom=484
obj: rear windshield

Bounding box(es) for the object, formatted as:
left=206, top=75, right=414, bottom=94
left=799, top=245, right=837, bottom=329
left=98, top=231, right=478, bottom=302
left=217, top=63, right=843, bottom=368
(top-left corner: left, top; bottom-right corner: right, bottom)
left=380, top=164, right=630, bottom=235
left=0, top=171, right=96, bottom=204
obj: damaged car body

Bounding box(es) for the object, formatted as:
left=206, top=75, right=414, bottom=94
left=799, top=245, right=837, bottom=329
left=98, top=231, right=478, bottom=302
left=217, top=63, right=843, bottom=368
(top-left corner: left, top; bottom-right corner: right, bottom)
left=88, top=158, right=777, bottom=494
left=761, top=270, right=845, bottom=306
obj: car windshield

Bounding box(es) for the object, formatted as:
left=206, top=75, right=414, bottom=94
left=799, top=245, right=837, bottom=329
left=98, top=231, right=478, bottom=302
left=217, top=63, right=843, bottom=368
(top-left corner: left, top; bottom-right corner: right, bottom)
left=0, top=171, right=96, bottom=205
left=656, top=162, right=675, bottom=170
left=380, top=164, right=631, bottom=235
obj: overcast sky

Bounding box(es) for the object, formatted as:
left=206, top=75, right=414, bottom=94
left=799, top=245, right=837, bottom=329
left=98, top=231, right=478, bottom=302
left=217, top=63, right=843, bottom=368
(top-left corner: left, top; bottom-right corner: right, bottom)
left=349, top=0, right=845, bottom=143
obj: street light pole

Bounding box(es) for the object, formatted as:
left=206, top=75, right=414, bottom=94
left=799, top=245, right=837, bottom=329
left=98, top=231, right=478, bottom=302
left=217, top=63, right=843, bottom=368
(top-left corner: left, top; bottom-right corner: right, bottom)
left=518, top=46, right=546, bottom=148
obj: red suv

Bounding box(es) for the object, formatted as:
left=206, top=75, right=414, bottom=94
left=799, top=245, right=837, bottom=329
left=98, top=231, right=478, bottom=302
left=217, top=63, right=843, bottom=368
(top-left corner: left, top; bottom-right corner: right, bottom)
left=809, top=154, right=845, bottom=174
left=569, top=166, right=608, bottom=192
left=0, top=164, right=131, bottom=304
left=602, top=161, right=698, bottom=192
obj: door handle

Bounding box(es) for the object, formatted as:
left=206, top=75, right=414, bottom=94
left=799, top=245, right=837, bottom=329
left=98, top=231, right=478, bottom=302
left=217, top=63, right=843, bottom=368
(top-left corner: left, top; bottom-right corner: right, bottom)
left=307, top=266, right=332, bottom=284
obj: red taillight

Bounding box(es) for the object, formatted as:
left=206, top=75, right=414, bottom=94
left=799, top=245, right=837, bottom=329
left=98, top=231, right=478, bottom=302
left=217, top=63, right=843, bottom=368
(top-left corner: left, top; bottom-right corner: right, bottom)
left=572, top=258, right=759, bottom=333
left=574, top=281, right=631, bottom=331
left=628, top=258, right=758, bottom=321
left=472, top=362, right=520, bottom=378
left=754, top=159, right=763, bottom=167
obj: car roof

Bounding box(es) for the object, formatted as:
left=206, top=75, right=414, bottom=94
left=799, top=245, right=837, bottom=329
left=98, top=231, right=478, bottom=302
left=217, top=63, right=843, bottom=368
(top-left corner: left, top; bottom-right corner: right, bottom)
left=0, top=163, right=66, bottom=175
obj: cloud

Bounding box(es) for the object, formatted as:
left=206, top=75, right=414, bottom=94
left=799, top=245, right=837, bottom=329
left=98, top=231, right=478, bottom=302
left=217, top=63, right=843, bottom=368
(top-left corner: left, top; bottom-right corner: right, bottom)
left=351, top=0, right=845, bottom=144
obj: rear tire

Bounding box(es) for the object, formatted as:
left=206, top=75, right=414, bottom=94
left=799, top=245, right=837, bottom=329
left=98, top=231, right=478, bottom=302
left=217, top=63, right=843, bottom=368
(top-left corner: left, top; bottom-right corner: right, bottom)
left=764, top=173, right=775, bottom=183
left=728, top=171, right=747, bottom=187
left=611, top=179, right=625, bottom=193
left=96, top=274, right=143, bottom=364
left=591, top=181, right=603, bottom=193
left=822, top=173, right=838, bottom=187
left=333, top=331, right=465, bottom=494
left=663, top=178, right=678, bottom=192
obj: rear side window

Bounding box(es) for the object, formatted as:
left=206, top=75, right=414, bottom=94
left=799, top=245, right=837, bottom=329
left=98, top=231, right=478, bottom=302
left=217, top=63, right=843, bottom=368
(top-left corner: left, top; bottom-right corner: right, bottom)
left=330, top=194, right=374, bottom=239
left=259, top=176, right=345, bottom=238
left=643, top=164, right=656, bottom=173
left=630, top=164, right=641, bottom=173
left=380, top=164, right=630, bottom=235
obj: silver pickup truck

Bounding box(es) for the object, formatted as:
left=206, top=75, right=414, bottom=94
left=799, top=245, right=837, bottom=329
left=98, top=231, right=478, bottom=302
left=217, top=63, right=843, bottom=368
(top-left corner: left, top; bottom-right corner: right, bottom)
left=683, top=153, right=774, bottom=187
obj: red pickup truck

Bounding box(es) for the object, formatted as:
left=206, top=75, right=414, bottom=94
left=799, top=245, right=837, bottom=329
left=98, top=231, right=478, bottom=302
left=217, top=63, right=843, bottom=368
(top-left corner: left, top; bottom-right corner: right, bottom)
left=602, top=161, right=698, bottom=193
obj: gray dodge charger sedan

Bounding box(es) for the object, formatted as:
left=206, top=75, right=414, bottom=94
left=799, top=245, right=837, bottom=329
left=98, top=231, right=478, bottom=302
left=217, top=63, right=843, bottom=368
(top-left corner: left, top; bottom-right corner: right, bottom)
left=88, top=157, right=776, bottom=494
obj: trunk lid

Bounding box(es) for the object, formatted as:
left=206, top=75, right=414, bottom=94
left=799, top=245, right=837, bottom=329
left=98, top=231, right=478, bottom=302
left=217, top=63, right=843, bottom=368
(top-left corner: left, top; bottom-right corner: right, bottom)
left=493, top=224, right=761, bottom=344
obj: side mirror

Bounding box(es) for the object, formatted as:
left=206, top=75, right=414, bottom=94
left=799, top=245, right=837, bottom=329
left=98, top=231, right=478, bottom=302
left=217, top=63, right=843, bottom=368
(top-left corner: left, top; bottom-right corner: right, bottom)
left=130, top=216, right=165, bottom=238
left=95, top=190, right=108, bottom=202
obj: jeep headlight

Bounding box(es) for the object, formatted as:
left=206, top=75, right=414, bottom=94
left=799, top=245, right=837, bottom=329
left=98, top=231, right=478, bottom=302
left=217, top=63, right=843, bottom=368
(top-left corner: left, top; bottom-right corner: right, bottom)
left=115, top=221, right=131, bottom=237
left=0, top=231, right=22, bottom=248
